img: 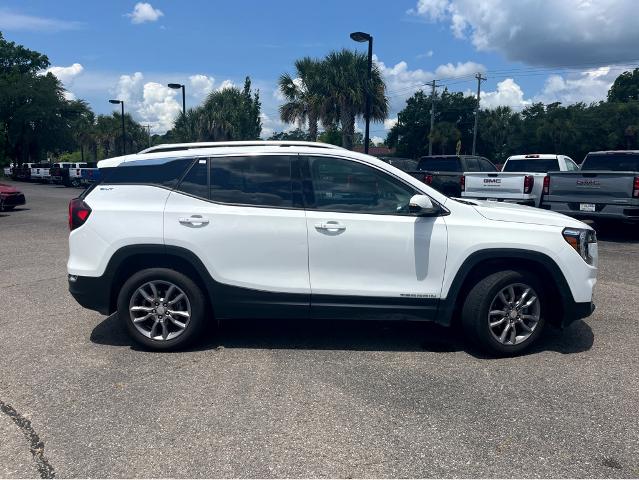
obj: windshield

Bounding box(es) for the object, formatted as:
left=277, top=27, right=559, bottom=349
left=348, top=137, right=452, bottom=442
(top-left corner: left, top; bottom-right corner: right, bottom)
left=503, top=158, right=559, bottom=173
left=417, top=157, right=461, bottom=172
left=582, top=153, right=639, bottom=171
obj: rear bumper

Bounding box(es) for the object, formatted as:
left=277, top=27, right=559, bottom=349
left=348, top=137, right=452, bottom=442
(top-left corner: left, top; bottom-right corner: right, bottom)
left=68, top=274, right=112, bottom=315
left=1, top=193, right=26, bottom=207
left=543, top=201, right=639, bottom=222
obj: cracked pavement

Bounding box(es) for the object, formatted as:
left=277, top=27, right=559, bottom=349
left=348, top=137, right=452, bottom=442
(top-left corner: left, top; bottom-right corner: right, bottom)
left=0, top=180, right=637, bottom=478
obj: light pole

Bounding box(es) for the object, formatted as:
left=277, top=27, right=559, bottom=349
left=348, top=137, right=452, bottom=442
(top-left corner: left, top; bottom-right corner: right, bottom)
left=168, top=83, right=186, bottom=115
left=109, top=99, right=126, bottom=155
left=350, top=31, right=373, bottom=154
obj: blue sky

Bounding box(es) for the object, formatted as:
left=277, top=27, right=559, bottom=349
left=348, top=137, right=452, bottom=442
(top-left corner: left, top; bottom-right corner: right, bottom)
left=2, top=0, right=638, bottom=139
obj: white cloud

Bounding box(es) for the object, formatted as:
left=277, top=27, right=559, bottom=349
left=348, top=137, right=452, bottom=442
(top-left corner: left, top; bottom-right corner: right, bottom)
left=434, top=61, right=485, bottom=78
left=126, top=2, right=164, bottom=24
left=417, top=50, right=434, bottom=59
left=480, top=78, right=531, bottom=110
left=409, top=0, right=639, bottom=66
left=371, top=136, right=385, bottom=146
left=189, top=74, right=214, bottom=98
left=110, top=72, right=238, bottom=133
left=138, top=82, right=182, bottom=132
left=45, top=63, right=84, bottom=85
left=217, top=79, right=235, bottom=91
left=384, top=118, right=398, bottom=130
left=0, top=9, right=83, bottom=32
left=534, top=67, right=617, bottom=105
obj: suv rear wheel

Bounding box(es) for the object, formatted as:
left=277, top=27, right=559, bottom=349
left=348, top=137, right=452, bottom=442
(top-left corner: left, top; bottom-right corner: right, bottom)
left=462, top=270, right=546, bottom=355
left=117, top=268, right=206, bottom=350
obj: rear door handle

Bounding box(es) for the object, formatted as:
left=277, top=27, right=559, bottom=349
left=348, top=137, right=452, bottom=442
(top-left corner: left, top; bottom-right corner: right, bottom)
left=315, top=221, right=346, bottom=232
left=179, top=215, right=209, bottom=227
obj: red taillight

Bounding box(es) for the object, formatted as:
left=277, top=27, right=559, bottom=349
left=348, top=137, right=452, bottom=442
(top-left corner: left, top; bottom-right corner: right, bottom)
left=460, top=175, right=465, bottom=192
left=523, top=175, right=534, bottom=194
left=69, top=198, right=91, bottom=231
left=425, top=174, right=433, bottom=185
left=543, top=176, right=550, bottom=195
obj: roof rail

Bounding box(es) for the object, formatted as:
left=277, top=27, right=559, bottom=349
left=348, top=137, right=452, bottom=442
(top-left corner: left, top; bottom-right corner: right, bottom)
left=138, top=140, right=345, bottom=155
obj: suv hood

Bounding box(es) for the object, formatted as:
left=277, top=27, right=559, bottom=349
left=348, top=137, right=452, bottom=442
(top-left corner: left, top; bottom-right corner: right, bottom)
left=469, top=199, right=588, bottom=228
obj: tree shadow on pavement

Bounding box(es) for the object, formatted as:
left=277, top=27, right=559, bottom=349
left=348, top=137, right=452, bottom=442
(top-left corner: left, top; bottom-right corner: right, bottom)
left=90, top=313, right=594, bottom=357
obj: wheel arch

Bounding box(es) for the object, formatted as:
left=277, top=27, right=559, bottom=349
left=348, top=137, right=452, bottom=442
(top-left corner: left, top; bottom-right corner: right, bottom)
left=437, top=249, right=573, bottom=327
left=105, top=244, right=215, bottom=315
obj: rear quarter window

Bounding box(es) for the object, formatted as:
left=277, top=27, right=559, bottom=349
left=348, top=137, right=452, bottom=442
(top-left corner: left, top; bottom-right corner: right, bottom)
left=101, top=158, right=194, bottom=188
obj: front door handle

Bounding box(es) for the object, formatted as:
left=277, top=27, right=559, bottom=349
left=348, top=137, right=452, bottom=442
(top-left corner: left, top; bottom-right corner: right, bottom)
left=315, top=221, right=346, bottom=232
left=179, top=215, right=209, bottom=227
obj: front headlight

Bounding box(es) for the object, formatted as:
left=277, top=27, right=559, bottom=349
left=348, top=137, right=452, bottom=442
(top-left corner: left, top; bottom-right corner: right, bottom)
left=562, top=228, right=597, bottom=266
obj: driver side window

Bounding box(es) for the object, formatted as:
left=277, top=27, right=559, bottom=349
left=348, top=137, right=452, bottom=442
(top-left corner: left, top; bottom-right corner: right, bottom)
left=307, top=156, right=417, bottom=215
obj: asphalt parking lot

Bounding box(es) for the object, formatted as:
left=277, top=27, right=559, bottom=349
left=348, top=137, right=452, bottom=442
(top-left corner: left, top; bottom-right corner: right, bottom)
left=0, top=179, right=637, bottom=478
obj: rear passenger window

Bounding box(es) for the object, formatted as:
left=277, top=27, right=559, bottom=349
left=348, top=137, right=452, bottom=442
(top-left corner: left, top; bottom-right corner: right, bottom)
left=178, top=159, right=209, bottom=199
left=210, top=155, right=294, bottom=207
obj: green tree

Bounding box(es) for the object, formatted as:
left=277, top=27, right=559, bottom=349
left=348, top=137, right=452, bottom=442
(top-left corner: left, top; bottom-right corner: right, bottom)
left=321, top=49, right=388, bottom=150
left=167, top=77, right=261, bottom=142
left=268, top=128, right=310, bottom=141
left=278, top=57, right=324, bottom=141
left=607, top=68, right=639, bottom=103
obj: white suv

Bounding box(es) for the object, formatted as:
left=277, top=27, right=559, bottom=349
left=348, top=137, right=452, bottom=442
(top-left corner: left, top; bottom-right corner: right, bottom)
left=68, top=141, right=597, bottom=355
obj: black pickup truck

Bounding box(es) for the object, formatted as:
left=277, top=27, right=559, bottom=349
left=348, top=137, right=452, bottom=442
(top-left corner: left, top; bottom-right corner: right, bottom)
left=407, top=155, right=498, bottom=197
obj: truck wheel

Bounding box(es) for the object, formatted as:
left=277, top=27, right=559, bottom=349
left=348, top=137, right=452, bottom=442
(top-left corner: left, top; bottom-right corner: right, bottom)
left=117, top=268, right=207, bottom=350
left=461, top=270, right=546, bottom=356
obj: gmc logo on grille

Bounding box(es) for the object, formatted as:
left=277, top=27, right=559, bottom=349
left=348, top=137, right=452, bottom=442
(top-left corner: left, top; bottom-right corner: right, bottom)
left=483, top=179, right=501, bottom=184
left=576, top=180, right=600, bottom=186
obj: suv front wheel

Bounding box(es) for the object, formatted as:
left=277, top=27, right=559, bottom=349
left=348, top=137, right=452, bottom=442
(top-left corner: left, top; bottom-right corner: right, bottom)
left=462, top=270, right=546, bottom=355
left=117, top=268, right=206, bottom=350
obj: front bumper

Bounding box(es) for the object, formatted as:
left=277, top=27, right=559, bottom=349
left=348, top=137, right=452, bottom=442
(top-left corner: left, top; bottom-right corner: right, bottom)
left=562, top=301, right=595, bottom=327
left=68, top=274, right=112, bottom=315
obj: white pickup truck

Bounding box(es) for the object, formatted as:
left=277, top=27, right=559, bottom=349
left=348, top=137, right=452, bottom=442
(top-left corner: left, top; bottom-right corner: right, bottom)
left=462, top=154, right=580, bottom=207
left=30, top=163, right=52, bottom=182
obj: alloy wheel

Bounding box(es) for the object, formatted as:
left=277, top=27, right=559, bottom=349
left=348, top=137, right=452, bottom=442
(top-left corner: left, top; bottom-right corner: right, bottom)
left=488, top=283, right=541, bottom=345
left=129, top=280, right=191, bottom=341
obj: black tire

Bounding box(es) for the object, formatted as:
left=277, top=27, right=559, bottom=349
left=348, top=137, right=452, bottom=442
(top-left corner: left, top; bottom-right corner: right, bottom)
left=461, top=270, right=546, bottom=356
left=4, top=205, right=15, bottom=211
left=117, top=268, right=207, bottom=350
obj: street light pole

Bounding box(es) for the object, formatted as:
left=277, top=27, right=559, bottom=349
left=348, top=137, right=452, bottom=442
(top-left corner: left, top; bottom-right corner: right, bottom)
left=109, top=99, right=126, bottom=155
left=168, top=83, right=186, bottom=115
left=350, top=31, right=373, bottom=154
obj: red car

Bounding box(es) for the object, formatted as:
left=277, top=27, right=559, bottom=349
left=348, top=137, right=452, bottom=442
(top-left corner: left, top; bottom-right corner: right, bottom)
left=0, top=183, right=26, bottom=211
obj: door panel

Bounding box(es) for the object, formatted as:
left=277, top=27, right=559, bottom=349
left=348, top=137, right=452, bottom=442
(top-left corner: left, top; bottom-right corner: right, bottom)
left=163, top=155, right=310, bottom=318
left=303, top=155, right=448, bottom=319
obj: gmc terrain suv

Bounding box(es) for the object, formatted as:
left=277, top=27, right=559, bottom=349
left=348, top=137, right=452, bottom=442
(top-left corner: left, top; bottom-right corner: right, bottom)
left=68, top=141, right=597, bottom=355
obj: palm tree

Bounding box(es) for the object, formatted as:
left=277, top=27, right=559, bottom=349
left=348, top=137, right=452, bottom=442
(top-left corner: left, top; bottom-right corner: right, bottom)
left=321, top=49, right=388, bottom=150
left=278, top=57, right=324, bottom=141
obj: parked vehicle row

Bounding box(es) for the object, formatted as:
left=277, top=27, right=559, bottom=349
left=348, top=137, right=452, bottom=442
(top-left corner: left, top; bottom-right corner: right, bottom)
left=387, top=151, right=637, bottom=224
left=462, top=154, right=579, bottom=208
left=3, top=162, right=99, bottom=187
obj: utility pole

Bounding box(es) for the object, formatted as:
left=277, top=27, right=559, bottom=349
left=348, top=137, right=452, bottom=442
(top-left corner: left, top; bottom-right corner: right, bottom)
left=472, top=72, right=487, bottom=155
left=428, top=79, right=440, bottom=156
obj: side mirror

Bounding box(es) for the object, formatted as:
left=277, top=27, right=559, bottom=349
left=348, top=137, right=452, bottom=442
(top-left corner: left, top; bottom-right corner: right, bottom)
left=408, top=194, right=439, bottom=216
